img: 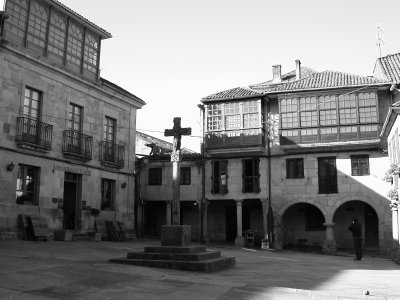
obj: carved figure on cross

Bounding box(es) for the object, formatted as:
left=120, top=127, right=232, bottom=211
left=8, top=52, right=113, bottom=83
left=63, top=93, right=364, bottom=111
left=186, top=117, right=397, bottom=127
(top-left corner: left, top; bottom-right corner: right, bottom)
left=164, top=117, right=192, bottom=225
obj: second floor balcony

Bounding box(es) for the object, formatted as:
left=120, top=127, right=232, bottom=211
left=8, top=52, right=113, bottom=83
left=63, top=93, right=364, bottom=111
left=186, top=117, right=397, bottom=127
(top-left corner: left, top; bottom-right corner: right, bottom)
left=62, top=130, right=93, bottom=161
left=15, top=117, right=52, bottom=151
left=205, top=128, right=265, bottom=153
left=99, top=141, right=125, bottom=169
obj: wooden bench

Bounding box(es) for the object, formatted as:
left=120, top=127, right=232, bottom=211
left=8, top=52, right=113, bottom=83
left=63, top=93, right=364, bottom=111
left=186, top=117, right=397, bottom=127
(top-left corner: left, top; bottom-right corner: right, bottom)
left=29, top=216, right=49, bottom=241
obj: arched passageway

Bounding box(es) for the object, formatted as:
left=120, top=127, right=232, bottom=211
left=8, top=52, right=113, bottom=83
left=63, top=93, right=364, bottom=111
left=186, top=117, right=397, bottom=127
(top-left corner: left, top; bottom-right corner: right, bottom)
left=281, top=203, right=325, bottom=249
left=333, top=200, right=379, bottom=251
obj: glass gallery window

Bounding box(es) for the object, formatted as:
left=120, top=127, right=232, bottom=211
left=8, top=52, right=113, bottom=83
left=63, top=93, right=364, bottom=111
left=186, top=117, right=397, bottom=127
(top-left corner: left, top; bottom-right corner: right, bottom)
left=280, top=92, right=378, bottom=143
left=206, top=100, right=261, bottom=131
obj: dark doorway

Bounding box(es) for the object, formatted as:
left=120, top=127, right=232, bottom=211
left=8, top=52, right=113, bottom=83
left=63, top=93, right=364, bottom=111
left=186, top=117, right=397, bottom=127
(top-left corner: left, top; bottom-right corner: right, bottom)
left=225, top=205, right=237, bottom=242
left=144, top=201, right=166, bottom=236
left=364, top=203, right=379, bottom=247
left=63, top=172, right=81, bottom=230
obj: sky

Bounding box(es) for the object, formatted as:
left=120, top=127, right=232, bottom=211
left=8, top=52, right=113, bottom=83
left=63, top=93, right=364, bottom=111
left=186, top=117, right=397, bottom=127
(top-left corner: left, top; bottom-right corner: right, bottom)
left=41, top=1, right=400, bottom=152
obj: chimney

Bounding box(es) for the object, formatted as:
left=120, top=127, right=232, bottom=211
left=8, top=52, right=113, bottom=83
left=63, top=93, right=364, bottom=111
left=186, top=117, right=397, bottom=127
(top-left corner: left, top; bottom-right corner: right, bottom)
left=272, top=65, right=281, bottom=83
left=295, top=59, right=301, bottom=80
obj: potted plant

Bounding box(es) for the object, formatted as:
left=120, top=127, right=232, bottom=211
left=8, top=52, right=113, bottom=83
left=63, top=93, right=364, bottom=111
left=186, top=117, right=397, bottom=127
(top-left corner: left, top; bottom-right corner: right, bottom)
left=387, top=188, right=398, bottom=200
left=383, top=164, right=399, bottom=183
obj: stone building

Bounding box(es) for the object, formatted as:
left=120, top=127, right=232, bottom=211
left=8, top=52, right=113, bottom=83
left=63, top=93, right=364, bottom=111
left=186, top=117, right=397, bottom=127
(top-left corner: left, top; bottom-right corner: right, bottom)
left=135, top=131, right=202, bottom=239
left=0, top=0, right=145, bottom=239
left=378, top=52, right=400, bottom=262
left=199, top=59, right=394, bottom=256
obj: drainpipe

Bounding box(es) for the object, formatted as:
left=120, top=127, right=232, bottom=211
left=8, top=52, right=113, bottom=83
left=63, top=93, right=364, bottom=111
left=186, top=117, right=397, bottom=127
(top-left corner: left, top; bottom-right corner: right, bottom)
left=198, top=104, right=206, bottom=243
left=266, top=100, right=274, bottom=247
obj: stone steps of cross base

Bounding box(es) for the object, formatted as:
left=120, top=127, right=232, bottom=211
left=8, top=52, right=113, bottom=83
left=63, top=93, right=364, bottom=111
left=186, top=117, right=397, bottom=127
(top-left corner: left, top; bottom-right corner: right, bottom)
left=144, top=245, right=206, bottom=254
left=109, top=256, right=236, bottom=273
left=127, top=250, right=221, bottom=261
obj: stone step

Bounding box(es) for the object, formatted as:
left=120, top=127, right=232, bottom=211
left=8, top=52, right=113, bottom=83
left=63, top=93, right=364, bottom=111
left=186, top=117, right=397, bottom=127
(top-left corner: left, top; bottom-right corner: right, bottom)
left=144, top=245, right=206, bottom=254
left=127, top=250, right=221, bottom=261
left=109, top=256, right=236, bottom=273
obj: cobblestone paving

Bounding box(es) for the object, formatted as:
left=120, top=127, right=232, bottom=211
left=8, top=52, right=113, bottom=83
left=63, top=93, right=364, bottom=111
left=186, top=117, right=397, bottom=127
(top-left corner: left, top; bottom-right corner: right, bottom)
left=0, top=240, right=399, bottom=299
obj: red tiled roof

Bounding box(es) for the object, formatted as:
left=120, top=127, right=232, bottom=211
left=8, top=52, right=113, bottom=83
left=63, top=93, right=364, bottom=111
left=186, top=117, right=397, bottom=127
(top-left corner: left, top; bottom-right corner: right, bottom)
left=263, top=71, right=389, bottom=93
left=202, top=86, right=263, bottom=101
left=376, top=53, right=400, bottom=83
left=251, top=67, right=317, bottom=89
left=202, top=70, right=390, bottom=102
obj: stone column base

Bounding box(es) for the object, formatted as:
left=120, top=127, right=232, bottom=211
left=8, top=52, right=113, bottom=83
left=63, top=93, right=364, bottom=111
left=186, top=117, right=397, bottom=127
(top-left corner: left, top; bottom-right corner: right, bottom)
left=161, top=225, right=191, bottom=247
left=235, top=236, right=244, bottom=247
left=322, top=239, right=337, bottom=253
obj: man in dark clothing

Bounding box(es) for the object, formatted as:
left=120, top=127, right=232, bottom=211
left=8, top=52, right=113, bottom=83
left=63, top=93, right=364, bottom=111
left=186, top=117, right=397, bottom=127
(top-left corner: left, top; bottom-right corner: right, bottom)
left=348, top=217, right=362, bottom=260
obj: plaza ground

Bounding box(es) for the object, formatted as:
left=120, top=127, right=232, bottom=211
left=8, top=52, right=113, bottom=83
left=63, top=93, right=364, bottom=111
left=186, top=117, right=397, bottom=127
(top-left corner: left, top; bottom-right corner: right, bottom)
left=0, top=239, right=399, bottom=299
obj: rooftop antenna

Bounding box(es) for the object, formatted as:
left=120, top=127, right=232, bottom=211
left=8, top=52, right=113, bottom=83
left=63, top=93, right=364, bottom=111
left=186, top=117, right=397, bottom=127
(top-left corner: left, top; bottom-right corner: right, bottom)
left=376, top=23, right=385, bottom=58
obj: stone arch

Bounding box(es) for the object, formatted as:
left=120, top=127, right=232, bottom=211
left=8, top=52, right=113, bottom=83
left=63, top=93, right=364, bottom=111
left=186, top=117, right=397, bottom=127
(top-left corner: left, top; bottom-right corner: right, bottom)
left=279, top=202, right=326, bottom=248
left=333, top=200, right=379, bottom=251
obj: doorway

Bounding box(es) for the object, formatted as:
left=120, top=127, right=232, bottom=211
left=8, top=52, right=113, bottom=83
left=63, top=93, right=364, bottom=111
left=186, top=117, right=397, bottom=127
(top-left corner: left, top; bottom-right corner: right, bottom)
left=225, top=205, right=237, bottom=242
left=364, top=203, right=379, bottom=247
left=63, top=172, right=81, bottom=230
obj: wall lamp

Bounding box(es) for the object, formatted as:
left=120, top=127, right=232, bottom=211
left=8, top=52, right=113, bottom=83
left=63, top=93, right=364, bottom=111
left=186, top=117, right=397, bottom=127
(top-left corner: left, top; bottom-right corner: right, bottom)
left=121, top=182, right=127, bottom=189
left=7, top=161, right=15, bottom=172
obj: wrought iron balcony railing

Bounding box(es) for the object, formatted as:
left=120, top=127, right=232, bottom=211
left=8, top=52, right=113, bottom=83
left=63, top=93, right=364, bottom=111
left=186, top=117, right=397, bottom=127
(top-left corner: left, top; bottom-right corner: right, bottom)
left=15, top=117, right=52, bottom=151
left=99, top=141, right=125, bottom=168
left=62, top=130, right=93, bottom=161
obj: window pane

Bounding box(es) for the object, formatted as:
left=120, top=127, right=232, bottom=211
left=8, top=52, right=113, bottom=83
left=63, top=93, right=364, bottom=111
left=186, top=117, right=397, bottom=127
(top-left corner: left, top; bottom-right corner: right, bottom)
left=243, top=113, right=259, bottom=128
left=224, top=102, right=240, bottom=115
left=225, top=115, right=240, bottom=129
left=281, top=113, right=298, bottom=128
left=339, top=108, right=357, bottom=124
left=243, top=100, right=259, bottom=113
left=101, top=179, right=115, bottom=210
left=320, top=110, right=337, bottom=125
left=300, top=111, right=317, bottom=127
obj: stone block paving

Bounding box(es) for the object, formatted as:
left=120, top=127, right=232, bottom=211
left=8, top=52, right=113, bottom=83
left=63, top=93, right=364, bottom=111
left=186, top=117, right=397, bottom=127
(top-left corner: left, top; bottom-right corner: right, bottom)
left=0, top=239, right=399, bottom=299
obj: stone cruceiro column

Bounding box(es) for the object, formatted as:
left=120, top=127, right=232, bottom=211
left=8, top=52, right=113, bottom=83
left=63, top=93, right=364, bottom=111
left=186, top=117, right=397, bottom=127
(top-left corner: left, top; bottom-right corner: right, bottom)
left=234, top=200, right=244, bottom=247
left=322, top=222, right=337, bottom=253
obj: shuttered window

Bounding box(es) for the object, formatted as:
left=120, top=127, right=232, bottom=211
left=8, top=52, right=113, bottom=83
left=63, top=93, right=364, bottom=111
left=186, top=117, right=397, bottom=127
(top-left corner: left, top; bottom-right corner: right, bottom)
left=211, top=160, right=228, bottom=194
left=318, top=157, right=337, bottom=194
left=242, top=158, right=260, bottom=193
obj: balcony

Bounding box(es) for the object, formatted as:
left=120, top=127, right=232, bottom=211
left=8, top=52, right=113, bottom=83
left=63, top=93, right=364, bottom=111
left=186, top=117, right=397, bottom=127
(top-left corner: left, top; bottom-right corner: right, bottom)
left=99, top=141, right=125, bottom=169
left=205, top=128, right=265, bottom=154
left=62, top=130, right=93, bottom=161
left=15, top=117, right=52, bottom=151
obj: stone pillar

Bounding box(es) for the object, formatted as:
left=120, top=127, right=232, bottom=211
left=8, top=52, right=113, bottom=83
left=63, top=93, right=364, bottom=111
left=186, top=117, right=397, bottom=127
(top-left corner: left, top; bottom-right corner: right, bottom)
left=166, top=202, right=172, bottom=226
left=202, top=199, right=209, bottom=244
left=397, top=202, right=400, bottom=261
left=261, top=198, right=268, bottom=240
left=322, top=223, right=337, bottom=253
left=391, top=201, right=399, bottom=257
left=234, top=200, right=244, bottom=247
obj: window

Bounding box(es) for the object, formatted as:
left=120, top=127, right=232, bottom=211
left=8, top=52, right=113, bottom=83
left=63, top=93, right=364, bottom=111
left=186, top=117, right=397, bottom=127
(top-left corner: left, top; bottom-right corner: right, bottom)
left=180, top=167, right=191, bottom=185
left=104, top=117, right=116, bottom=142
left=101, top=179, right=115, bottom=211
left=48, top=11, right=66, bottom=58
left=24, top=87, right=41, bottom=120
left=16, top=165, right=39, bottom=205
left=242, top=158, right=260, bottom=193
left=5, top=0, right=29, bottom=39
left=149, top=168, right=162, bottom=185
left=280, top=92, right=379, bottom=144
left=207, top=104, right=223, bottom=131
left=66, top=22, right=83, bottom=67
left=206, top=100, right=261, bottom=131
left=318, top=157, right=337, bottom=194
left=286, top=158, right=304, bottom=179
left=68, top=104, right=82, bottom=132
left=211, top=160, right=228, bottom=194
left=27, top=0, right=49, bottom=49
left=351, top=155, right=370, bottom=176
left=83, top=32, right=99, bottom=73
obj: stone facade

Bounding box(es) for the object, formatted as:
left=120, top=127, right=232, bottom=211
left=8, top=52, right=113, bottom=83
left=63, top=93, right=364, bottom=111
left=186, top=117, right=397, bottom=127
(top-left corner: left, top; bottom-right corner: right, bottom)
left=0, top=0, right=145, bottom=238
left=199, top=60, right=395, bottom=257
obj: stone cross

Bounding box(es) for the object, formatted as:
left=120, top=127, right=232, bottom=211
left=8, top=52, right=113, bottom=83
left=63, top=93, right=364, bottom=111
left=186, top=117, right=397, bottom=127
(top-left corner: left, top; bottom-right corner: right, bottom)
left=164, top=117, right=192, bottom=225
